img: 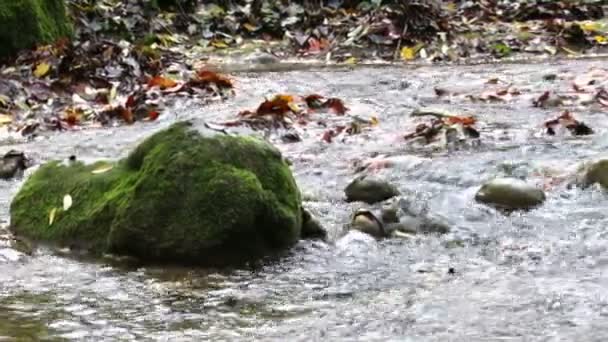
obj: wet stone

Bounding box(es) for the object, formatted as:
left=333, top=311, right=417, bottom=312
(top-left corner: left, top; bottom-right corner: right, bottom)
left=475, top=177, right=546, bottom=210
left=579, top=159, right=608, bottom=189
left=344, top=176, right=400, bottom=204
left=350, top=209, right=384, bottom=238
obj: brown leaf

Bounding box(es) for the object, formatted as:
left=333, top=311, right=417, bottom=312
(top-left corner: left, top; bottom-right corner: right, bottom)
left=196, top=70, right=233, bottom=88
left=256, top=94, right=295, bottom=116
left=443, top=116, right=476, bottom=126
left=533, top=91, right=551, bottom=107
left=148, top=76, right=178, bottom=89
left=324, top=98, right=348, bottom=115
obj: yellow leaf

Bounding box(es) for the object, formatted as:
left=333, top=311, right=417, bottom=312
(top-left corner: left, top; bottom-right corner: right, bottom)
left=242, top=23, right=258, bottom=32
left=344, top=57, right=358, bottom=65
left=34, top=62, right=51, bottom=78
left=595, top=35, right=607, bottom=44
left=92, top=165, right=113, bottom=174
left=581, top=21, right=601, bottom=32
left=211, top=41, right=229, bottom=49
left=288, top=102, right=301, bottom=113
left=0, top=114, right=12, bottom=125
left=63, top=194, right=73, bottom=211
left=370, top=116, right=379, bottom=126
left=400, top=46, right=416, bottom=60
left=49, top=208, right=57, bottom=226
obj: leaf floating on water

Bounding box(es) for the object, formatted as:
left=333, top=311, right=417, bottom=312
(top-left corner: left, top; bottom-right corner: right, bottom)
left=33, top=62, right=51, bottom=78
left=63, top=194, right=73, bottom=211
left=92, top=165, right=113, bottom=174
left=49, top=208, right=57, bottom=226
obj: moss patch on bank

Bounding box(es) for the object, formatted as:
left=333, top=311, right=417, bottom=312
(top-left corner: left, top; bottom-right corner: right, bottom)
left=10, top=122, right=302, bottom=266
left=0, top=0, right=72, bottom=58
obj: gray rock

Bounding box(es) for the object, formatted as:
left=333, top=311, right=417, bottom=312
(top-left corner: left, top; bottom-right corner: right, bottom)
left=385, top=215, right=450, bottom=235
left=0, top=150, right=28, bottom=179
left=380, top=201, right=400, bottom=223
left=579, top=159, right=608, bottom=189
left=301, top=209, right=327, bottom=240
left=345, top=176, right=400, bottom=204
left=475, top=178, right=546, bottom=210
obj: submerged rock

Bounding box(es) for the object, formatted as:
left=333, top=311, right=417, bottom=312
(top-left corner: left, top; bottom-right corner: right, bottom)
left=344, top=176, right=399, bottom=204
left=475, top=178, right=546, bottom=210
left=10, top=122, right=304, bottom=266
left=0, top=151, right=29, bottom=179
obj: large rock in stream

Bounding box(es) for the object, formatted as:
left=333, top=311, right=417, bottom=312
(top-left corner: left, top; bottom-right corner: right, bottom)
left=9, top=122, right=304, bottom=266
left=0, top=0, right=72, bottom=58
left=475, top=178, right=546, bottom=210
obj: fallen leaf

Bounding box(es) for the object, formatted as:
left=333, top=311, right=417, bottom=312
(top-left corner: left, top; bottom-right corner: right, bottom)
left=400, top=46, right=417, bottom=60
left=255, top=94, right=296, bottom=116
left=121, top=107, right=134, bottom=124
left=0, top=114, right=12, bottom=125
left=63, top=194, right=73, bottom=211
left=92, top=165, right=113, bottom=174
left=148, top=110, right=160, bottom=121
left=211, top=40, right=229, bottom=49
left=344, top=57, right=358, bottom=64
left=34, top=62, right=51, bottom=78
left=533, top=91, right=551, bottom=107
left=148, top=76, right=178, bottom=89
left=64, top=107, right=83, bottom=126
left=325, top=98, right=348, bottom=115
left=444, top=116, right=476, bottom=126
left=49, top=208, right=57, bottom=226
left=195, top=70, right=233, bottom=88
left=304, top=94, right=325, bottom=108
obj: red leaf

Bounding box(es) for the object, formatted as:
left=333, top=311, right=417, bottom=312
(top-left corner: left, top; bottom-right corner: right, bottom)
left=324, top=98, right=348, bottom=115
left=322, top=130, right=335, bottom=143
left=148, top=110, right=160, bottom=121
left=126, top=95, right=137, bottom=108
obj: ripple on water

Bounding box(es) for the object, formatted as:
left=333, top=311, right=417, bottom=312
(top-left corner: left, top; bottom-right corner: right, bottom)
left=2, top=60, right=608, bottom=340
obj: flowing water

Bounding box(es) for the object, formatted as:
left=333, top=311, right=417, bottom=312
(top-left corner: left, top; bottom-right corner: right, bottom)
left=2, top=59, right=608, bottom=341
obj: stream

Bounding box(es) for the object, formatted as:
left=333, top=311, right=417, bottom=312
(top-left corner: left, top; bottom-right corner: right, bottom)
left=2, top=59, right=608, bottom=341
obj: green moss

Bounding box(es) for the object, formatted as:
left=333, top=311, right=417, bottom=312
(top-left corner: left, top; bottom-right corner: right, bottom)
left=0, top=0, right=72, bottom=58
left=10, top=122, right=302, bottom=266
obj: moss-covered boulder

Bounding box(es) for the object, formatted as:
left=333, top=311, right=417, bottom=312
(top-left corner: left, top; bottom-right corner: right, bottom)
left=0, top=0, right=72, bottom=58
left=10, top=122, right=303, bottom=266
